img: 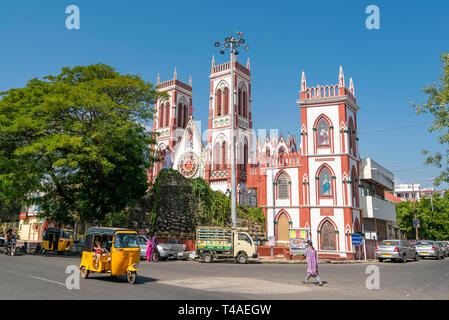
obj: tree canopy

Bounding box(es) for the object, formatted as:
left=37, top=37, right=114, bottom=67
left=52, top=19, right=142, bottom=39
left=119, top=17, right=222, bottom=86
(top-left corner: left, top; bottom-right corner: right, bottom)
left=0, top=63, right=160, bottom=224
left=396, top=193, right=449, bottom=240
left=412, top=53, right=449, bottom=186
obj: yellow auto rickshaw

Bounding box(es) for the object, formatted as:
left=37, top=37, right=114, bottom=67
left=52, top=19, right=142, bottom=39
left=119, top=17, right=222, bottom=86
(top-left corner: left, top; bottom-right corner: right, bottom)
left=79, top=227, right=140, bottom=284
left=42, top=227, right=74, bottom=255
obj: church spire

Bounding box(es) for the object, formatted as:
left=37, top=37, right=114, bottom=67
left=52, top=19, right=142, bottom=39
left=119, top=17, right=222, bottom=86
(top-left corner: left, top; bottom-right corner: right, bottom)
left=349, top=77, right=355, bottom=96
left=247, top=57, right=250, bottom=71
left=189, top=74, right=192, bottom=87
left=301, top=70, right=306, bottom=91
left=174, top=67, right=177, bottom=81
left=211, top=55, right=215, bottom=73
left=339, top=65, right=345, bottom=87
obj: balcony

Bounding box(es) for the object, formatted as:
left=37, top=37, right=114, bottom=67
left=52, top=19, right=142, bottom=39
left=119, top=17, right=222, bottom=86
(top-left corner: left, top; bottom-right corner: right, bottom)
left=362, top=195, right=396, bottom=222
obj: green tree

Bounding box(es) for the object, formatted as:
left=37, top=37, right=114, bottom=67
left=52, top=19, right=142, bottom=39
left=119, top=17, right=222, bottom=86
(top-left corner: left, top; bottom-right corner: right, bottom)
left=0, top=64, right=161, bottom=225
left=396, top=193, right=449, bottom=240
left=411, top=53, right=449, bottom=186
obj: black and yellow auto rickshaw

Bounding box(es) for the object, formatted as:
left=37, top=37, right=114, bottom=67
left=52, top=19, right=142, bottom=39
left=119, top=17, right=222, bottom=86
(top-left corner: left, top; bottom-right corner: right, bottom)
left=41, top=227, right=74, bottom=255
left=79, top=228, right=140, bottom=284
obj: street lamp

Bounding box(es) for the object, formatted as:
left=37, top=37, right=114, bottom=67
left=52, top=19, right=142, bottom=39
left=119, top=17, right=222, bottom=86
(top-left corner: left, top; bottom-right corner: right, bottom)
left=214, top=31, right=249, bottom=228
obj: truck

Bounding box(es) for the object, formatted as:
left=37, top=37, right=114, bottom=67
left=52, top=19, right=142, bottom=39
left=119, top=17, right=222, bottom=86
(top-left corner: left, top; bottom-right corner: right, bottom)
left=195, top=226, right=258, bottom=264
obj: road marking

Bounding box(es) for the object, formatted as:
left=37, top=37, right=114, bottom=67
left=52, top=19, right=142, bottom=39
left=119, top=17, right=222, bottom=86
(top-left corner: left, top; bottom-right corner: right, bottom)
left=28, top=275, right=66, bottom=287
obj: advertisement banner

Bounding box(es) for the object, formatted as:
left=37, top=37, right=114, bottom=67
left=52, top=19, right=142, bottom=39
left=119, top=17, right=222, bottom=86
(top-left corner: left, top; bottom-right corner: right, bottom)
left=289, top=228, right=310, bottom=255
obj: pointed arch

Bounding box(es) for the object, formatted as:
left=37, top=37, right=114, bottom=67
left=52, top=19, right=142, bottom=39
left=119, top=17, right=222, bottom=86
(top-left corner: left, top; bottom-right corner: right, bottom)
left=275, top=209, right=291, bottom=242
left=275, top=170, right=291, bottom=201
left=318, top=217, right=339, bottom=251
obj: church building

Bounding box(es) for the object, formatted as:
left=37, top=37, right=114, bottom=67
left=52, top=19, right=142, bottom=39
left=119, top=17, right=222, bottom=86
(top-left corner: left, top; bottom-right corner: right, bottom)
left=149, top=58, right=363, bottom=259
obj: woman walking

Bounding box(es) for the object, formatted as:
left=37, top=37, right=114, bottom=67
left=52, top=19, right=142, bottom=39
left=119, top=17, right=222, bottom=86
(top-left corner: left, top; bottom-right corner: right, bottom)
left=146, top=234, right=152, bottom=262
left=303, top=240, right=323, bottom=286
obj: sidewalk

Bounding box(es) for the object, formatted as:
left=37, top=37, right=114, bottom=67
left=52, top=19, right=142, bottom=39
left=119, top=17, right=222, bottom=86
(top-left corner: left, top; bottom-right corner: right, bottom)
left=254, top=256, right=378, bottom=264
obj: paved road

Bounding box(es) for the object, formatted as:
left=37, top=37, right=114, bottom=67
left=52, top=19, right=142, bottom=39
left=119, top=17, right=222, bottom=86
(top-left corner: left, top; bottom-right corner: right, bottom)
left=0, top=253, right=448, bottom=299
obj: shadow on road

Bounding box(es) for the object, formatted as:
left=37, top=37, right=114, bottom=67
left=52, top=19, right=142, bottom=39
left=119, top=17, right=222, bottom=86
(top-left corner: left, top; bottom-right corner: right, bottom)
left=86, top=274, right=158, bottom=285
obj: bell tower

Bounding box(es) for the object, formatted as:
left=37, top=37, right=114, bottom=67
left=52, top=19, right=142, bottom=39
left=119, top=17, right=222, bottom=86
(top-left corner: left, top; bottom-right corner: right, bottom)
left=149, top=68, right=193, bottom=183
left=205, top=56, right=253, bottom=203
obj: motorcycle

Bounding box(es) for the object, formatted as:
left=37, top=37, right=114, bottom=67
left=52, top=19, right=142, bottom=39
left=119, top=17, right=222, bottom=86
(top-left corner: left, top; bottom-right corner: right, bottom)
left=4, top=238, right=17, bottom=256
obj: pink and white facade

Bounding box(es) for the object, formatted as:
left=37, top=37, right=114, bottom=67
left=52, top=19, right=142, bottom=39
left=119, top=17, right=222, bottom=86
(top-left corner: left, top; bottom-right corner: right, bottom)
left=247, top=66, right=364, bottom=259
left=149, top=60, right=364, bottom=259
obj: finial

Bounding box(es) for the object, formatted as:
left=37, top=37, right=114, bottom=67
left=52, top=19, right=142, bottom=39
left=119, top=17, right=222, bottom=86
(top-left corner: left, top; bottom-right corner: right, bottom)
left=157, top=72, right=160, bottom=85
left=189, top=75, right=192, bottom=87
left=247, top=57, right=250, bottom=71
left=339, top=65, right=345, bottom=87
left=349, top=77, right=355, bottom=96
left=301, top=70, right=306, bottom=91
left=174, top=67, right=177, bottom=80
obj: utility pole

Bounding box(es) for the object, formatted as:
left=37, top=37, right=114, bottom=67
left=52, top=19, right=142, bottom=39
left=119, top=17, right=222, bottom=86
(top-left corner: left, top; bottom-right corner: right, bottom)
left=214, top=32, right=249, bottom=228
left=412, top=183, right=418, bottom=241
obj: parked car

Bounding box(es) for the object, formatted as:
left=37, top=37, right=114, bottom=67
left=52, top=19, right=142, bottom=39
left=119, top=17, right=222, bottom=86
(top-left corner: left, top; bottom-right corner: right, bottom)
left=437, top=241, right=449, bottom=257
left=137, top=235, right=187, bottom=260
left=376, top=239, right=418, bottom=263
left=414, top=240, right=444, bottom=260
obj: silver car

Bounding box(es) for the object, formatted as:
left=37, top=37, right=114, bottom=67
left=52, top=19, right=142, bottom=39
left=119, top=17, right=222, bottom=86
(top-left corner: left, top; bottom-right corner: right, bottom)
left=415, top=240, right=444, bottom=260
left=376, top=240, right=419, bottom=263
left=137, top=235, right=186, bottom=260
left=436, top=241, right=449, bottom=258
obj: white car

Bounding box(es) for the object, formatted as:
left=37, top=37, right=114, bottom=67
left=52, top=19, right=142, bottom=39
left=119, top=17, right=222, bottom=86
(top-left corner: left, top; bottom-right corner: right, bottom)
left=137, top=235, right=187, bottom=260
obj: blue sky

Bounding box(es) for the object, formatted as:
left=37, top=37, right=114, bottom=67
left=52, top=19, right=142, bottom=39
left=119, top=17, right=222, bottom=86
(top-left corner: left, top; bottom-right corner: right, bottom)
left=1, top=0, right=448, bottom=189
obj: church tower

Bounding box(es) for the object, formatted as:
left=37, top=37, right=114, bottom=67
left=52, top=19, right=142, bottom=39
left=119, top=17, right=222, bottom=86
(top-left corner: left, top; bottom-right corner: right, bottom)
left=205, top=56, right=253, bottom=203
left=149, top=69, right=193, bottom=182
left=298, top=66, right=363, bottom=259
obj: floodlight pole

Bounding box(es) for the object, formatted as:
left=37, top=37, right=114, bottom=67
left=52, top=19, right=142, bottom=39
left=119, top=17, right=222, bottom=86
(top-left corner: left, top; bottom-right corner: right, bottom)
left=215, top=32, right=248, bottom=228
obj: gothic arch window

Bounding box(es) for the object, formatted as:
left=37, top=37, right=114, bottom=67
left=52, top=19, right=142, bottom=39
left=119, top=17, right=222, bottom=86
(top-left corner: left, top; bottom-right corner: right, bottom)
left=223, top=87, right=229, bottom=115
left=243, top=138, right=248, bottom=172
left=215, top=88, right=222, bottom=117
left=351, top=166, right=359, bottom=207
left=238, top=88, right=243, bottom=116
left=213, top=142, right=221, bottom=170
left=164, top=103, right=170, bottom=127
left=320, top=220, right=336, bottom=250
left=243, top=90, right=247, bottom=117
left=348, top=118, right=356, bottom=157
left=266, top=147, right=271, bottom=158
left=221, top=141, right=227, bottom=170
left=318, top=166, right=332, bottom=198
left=158, top=105, right=164, bottom=128
left=276, top=172, right=289, bottom=200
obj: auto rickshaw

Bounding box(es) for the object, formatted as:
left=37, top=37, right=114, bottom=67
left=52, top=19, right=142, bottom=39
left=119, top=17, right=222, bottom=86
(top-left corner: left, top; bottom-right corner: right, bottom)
left=41, top=227, right=74, bottom=255
left=79, top=228, right=140, bottom=284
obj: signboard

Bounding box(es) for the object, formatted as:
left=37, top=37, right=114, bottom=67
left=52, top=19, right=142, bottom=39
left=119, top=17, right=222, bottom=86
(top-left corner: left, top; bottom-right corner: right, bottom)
left=351, top=234, right=363, bottom=246
left=289, top=228, right=310, bottom=255
left=19, top=212, right=27, bottom=220
left=413, top=219, right=420, bottom=228
left=268, top=236, right=276, bottom=247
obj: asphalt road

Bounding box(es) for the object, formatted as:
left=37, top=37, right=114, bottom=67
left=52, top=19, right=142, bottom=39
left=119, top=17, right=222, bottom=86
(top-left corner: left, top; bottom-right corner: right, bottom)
left=0, top=253, right=448, bottom=300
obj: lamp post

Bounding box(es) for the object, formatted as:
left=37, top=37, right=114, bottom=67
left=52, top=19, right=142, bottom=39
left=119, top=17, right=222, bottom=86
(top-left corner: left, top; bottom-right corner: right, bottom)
left=214, top=31, right=249, bottom=228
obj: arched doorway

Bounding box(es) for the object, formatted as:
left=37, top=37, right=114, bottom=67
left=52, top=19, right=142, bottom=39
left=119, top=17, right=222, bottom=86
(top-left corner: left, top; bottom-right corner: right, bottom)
left=277, top=213, right=290, bottom=242
left=321, top=220, right=336, bottom=250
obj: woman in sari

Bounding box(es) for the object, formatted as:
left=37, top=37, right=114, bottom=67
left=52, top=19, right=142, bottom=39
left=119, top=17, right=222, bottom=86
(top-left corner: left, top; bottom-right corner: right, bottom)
left=303, top=240, right=323, bottom=286
left=146, top=234, right=152, bottom=262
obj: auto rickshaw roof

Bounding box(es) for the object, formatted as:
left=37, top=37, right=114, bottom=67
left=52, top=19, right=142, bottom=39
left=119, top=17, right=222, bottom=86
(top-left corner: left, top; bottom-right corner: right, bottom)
left=86, top=227, right=135, bottom=236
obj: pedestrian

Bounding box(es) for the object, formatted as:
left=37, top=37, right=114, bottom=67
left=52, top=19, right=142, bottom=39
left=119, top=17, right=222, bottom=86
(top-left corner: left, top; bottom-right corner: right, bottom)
left=151, top=233, right=159, bottom=261
left=146, top=234, right=152, bottom=262
left=303, top=240, right=323, bottom=286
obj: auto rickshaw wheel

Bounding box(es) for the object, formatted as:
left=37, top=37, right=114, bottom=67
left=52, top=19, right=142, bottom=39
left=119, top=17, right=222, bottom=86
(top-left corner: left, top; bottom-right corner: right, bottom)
left=64, top=250, right=69, bottom=256
left=127, top=271, right=137, bottom=284
left=81, top=267, right=89, bottom=279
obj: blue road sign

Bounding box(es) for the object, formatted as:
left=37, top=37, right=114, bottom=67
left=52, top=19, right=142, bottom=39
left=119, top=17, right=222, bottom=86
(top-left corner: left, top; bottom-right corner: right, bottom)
left=351, top=234, right=363, bottom=246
